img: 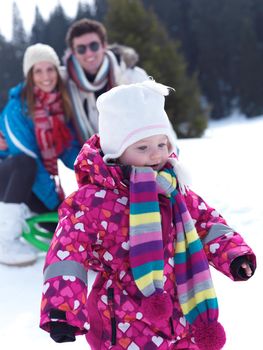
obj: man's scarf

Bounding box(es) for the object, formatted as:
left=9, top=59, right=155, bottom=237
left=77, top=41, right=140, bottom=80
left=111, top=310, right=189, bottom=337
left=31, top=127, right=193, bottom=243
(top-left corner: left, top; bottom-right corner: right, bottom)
left=66, top=50, right=116, bottom=93
left=129, top=166, right=226, bottom=349
left=65, top=50, right=118, bottom=143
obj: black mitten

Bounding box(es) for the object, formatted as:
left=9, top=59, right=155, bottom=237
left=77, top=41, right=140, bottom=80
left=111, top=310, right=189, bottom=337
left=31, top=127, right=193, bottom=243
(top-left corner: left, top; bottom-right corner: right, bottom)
left=50, top=322, right=77, bottom=343
left=230, top=256, right=255, bottom=280
left=49, top=309, right=77, bottom=343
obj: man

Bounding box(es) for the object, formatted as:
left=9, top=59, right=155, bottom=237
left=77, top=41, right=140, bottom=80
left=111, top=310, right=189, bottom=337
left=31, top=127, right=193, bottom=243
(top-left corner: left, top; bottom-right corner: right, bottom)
left=64, top=18, right=148, bottom=144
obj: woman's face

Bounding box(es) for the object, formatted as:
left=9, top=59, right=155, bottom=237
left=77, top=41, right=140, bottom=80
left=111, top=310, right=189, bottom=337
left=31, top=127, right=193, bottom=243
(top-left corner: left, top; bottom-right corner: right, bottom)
left=32, top=61, right=58, bottom=93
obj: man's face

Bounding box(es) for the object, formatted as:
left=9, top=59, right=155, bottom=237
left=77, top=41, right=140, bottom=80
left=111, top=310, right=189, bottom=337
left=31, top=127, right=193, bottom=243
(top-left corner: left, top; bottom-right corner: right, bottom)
left=72, top=32, right=106, bottom=75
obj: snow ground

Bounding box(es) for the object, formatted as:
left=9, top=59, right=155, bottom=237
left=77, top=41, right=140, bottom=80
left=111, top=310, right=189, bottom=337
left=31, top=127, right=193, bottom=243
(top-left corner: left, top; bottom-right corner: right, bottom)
left=0, top=115, right=262, bottom=349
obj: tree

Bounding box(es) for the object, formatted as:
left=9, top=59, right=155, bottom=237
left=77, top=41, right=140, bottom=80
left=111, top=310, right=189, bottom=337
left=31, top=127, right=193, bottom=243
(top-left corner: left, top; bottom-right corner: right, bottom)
left=30, top=6, right=46, bottom=44
left=42, top=4, right=70, bottom=61
left=0, top=35, right=22, bottom=109
left=0, top=4, right=28, bottom=110
left=143, top=0, right=197, bottom=74
left=145, top=0, right=263, bottom=119
left=105, top=0, right=207, bottom=137
left=93, top=0, right=108, bottom=21
left=189, top=0, right=233, bottom=118
left=7, top=2, right=27, bottom=96
left=12, top=2, right=27, bottom=46
left=75, top=1, right=94, bottom=21
left=237, top=17, right=263, bottom=117
left=12, top=2, right=27, bottom=62
left=251, top=0, right=263, bottom=46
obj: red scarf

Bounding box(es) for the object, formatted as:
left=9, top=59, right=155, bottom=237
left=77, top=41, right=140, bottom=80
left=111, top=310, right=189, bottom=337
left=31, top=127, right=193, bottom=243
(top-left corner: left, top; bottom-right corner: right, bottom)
left=34, top=87, right=72, bottom=199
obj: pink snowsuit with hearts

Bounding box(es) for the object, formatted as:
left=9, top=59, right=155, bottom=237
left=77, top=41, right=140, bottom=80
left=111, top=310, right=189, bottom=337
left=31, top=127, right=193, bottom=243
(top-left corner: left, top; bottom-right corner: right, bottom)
left=40, top=134, right=256, bottom=349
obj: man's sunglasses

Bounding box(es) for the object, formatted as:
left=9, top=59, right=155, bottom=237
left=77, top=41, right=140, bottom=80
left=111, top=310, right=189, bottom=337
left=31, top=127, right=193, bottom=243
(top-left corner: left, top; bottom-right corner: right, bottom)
left=74, top=41, right=101, bottom=55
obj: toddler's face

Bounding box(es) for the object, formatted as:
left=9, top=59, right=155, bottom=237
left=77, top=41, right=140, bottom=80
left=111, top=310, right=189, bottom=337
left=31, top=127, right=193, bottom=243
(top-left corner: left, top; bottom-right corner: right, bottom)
left=119, top=134, right=170, bottom=171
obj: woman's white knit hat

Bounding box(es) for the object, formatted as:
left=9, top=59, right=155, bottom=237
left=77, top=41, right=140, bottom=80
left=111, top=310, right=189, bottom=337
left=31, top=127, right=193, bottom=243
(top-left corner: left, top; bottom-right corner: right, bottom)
left=97, top=79, right=177, bottom=162
left=23, top=43, right=60, bottom=77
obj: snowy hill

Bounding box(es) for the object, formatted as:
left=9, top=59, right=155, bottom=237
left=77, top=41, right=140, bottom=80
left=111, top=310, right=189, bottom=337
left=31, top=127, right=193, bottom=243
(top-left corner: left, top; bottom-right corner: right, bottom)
left=0, top=115, right=262, bottom=349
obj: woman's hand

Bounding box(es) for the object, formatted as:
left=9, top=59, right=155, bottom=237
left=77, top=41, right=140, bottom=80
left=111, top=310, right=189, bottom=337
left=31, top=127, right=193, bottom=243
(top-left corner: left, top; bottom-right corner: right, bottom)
left=0, top=131, right=8, bottom=151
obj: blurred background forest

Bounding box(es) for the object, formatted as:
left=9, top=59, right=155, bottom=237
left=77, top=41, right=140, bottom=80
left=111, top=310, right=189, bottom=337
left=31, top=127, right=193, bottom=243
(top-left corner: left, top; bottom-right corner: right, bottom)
left=1, top=0, right=263, bottom=138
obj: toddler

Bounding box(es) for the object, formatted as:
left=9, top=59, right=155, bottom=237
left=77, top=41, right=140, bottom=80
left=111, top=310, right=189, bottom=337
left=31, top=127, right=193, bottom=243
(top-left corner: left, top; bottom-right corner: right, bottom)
left=40, top=80, right=256, bottom=350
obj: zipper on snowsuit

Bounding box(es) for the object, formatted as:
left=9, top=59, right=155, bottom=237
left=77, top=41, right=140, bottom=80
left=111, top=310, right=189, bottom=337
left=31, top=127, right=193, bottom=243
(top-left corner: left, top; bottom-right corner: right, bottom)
left=107, top=287, right=117, bottom=345
left=169, top=317, right=175, bottom=335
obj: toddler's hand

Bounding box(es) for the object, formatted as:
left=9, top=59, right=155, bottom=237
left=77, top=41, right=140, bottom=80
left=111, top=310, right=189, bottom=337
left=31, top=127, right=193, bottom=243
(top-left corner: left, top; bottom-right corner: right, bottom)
left=241, top=262, right=252, bottom=277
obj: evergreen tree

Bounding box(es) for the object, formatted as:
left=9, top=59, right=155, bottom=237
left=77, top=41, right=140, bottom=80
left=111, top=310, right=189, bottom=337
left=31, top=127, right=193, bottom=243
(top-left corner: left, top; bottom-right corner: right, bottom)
left=12, top=2, right=27, bottom=62
left=30, top=6, right=46, bottom=44
left=0, top=35, right=10, bottom=109
left=251, top=0, right=263, bottom=47
left=237, top=16, right=263, bottom=117
left=75, top=1, right=93, bottom=21
left=144, top=0, right=263, bottom=119
left=190, top=0, right=263, bottom=118
left=43, top=4, right=70, bottom=60
left=94, top=0, right=108, bottom=21
left=0, top=36, right=22, bottom=110
left=189, top=0, right=241, bottom=118
left=8, top=2, right=27, bottom=95
left=12, top=2, right=27, bottom=46
left=143, top=0, right=197, bottom=74
left=105, top=0, right=207, bottom=137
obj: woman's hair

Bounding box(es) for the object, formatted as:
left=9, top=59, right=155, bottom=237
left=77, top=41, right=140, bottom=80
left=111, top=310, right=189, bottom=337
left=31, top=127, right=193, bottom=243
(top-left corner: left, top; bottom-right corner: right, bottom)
left=21, top=67, right=73, bottom=121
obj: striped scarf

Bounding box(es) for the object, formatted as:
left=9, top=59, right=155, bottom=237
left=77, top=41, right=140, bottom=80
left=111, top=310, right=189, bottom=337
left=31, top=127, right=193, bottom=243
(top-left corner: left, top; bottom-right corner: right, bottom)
left=33, top=87, right=71, bottom=176
left=65, top=50, right=117, bottom=143
left=33, top=87, right=72, bottom=201
left=129, top=166, right=221, bottom=333
left=66, top=50, right=116, bottom=92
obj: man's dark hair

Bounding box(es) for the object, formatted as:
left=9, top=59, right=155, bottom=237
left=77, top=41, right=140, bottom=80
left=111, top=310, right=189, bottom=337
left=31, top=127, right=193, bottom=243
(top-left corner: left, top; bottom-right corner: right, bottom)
left=66, top=18, right=108, bottom=49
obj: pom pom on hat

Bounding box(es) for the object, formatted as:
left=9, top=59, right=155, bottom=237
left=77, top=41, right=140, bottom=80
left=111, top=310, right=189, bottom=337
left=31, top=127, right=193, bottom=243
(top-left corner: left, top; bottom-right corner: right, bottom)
left=97, top=79, right=177, bottom=162
left=141, top=293, right=173, bottom=322
left=23, top=43, right=60, bottom=77
left=194, top=321, right=226, bottom=350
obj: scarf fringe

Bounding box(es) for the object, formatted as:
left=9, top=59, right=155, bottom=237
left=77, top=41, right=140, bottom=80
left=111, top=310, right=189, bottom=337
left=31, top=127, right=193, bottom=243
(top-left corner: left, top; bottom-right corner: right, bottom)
left=169, top=157, right=192, bottom=195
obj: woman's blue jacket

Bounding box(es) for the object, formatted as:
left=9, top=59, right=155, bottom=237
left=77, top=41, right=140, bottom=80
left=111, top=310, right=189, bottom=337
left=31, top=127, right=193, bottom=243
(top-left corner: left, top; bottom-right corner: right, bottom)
left=0, top=83, right=81, bottom=210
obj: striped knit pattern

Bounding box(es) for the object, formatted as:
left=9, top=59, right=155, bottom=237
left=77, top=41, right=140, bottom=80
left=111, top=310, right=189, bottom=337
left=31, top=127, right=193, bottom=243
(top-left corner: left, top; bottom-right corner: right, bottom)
left=130, top=167, right=164, bottom=297
left=129, top=166, right=219, bottom=326
left=65, top=50, right=116, bottom=142
left=66, top=51, right=116, bottom=92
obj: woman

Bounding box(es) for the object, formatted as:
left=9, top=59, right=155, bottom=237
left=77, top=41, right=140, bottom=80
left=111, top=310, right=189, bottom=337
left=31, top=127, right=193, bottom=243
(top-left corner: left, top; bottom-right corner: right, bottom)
left=0, top=43, right=80, bottom=266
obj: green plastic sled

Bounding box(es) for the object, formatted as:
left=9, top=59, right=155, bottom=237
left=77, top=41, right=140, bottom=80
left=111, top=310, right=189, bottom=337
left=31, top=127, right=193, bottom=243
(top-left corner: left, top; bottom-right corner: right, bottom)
left=22, top=212, right=58, bottom=252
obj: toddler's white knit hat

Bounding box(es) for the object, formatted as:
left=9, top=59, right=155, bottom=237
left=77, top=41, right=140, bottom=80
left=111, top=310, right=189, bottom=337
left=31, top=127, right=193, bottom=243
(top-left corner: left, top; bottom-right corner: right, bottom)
left=97, top=79, right=177, bottom=162
left=23, top=43, right=60, bottom=77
